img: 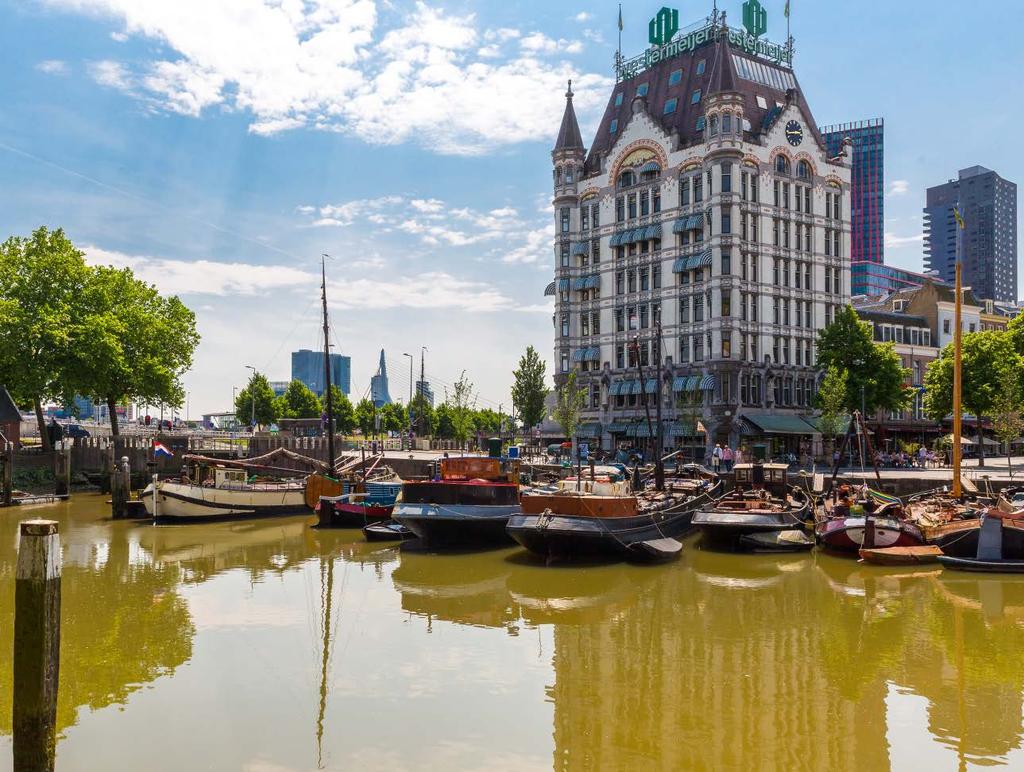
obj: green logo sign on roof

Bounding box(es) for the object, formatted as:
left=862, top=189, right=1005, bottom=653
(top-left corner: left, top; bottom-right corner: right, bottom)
left=648, top=7, right=679, bottom=47
left=742, top=0, right=768, bottom=38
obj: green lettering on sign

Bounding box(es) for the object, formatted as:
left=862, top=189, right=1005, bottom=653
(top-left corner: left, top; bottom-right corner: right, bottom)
left=648, top=7, right=679, bottom=47
left=742, top=0, right=768, bottom=38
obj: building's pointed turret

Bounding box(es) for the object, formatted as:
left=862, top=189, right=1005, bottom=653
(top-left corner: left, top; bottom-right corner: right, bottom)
left=553, top=80, right=584, bottom=153
left=370, top=348, right=392, bottom=407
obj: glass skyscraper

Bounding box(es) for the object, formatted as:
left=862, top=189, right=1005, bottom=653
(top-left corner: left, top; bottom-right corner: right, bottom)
left=821, top=119, right=884, bottom=295
left=290, top=349, right=351, bottom=396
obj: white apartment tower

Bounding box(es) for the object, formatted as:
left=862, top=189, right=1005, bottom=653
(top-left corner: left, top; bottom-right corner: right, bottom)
left=547, top=10, right=852, bottom=459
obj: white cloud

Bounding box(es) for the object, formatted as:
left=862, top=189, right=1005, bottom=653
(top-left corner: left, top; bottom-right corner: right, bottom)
left=884, top=232, right=924, bottom=248
left=83, top=245, right=315, bottom=296
left=574, top=12, right=592, bottom=22
left=88, top=59, right=132, bottom=89
left=43, top=0, right=611, bottom=154
left=500, top=226, right=552, bottom=265
left=887, top=179, right=910, bottom=197
left=36, top=59, right=68, bottom=75
left=110, top=30, right=128, bottom=42
left=329, top=272, right=516, bottom=312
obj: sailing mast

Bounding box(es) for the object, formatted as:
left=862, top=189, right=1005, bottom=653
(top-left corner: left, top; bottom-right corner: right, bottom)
left=321, top=255, right=336, bottom=476
left=952, top=208, right=964, bottom=498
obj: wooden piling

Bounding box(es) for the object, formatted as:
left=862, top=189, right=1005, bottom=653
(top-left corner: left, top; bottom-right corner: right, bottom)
left=53, top=447, right=70, bottom=498
left=110, top=448, right=130, bottom=519
left=1, top=441, right=12, bottom=506
left=13, top=519, right=61, bottom=772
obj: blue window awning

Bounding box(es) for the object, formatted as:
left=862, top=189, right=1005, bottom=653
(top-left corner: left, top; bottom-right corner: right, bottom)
left=644, top=378, right=658, bottom=394
left=687, top=214, right=704, bottom=230
left=672, top=376, right=688, bottom=392
left=693, top=248, right=712, bottom=268
left=576, top=423, right=602, bottom=437
left=699, top=374, right=718, bottom=391
left=543, top=281, right=556, bottom=296
left=570, top=241, right=589, bottom=256
left=672, top=217, right=689, bottom=234
left=606, top=423, right=630, bottom=433
left=638, top=161, right=661, bottom=174
left=585, top=347, right=601, bottom=361
left=673, top=257, right=689, bottom=273
left=610, top=232, right=624, bottom=247
left=687, top=375, right=701, bottom=391
left=558, top=278, right=570, bottom=291
left=572, top=277, right=587, bottom=291
left=585, top=275, right=601, bottom=289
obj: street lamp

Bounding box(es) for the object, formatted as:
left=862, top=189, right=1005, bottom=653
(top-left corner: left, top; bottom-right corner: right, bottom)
left=245, top=365, right=256, bottom=429
left=403, top=352, right=413, bottom=448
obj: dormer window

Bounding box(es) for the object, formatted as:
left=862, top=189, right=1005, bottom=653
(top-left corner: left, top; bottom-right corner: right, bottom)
left=796, top=160, right=810, bottom=180
left=669, top=69, right=683, bottom=86
left=614, top=92, right=623, bottom=107
left=775, top=156, right=791, bottom=175
left=756, top=95, right=768, bottom=109
left=636, top=83, right=649, bottom=97
left=691, top=89, right=702, bottom=104
left=610, top=118, right=618, bottom=134
left=664, top=98, right=678, bottom=114
left=696, top=60, right=706, bottom=75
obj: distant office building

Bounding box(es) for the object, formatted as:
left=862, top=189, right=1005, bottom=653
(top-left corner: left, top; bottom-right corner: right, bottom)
left=415, top=380, right=435, bottom=407
left=821, top=119, right=884, bottom=267
left=290, top=349, right=351, bottom=396
left=370, top=349, right=392, bottom=407
left=924, top=166, right=1018, bottom=302
left=851, top=263, right=947, bottom=298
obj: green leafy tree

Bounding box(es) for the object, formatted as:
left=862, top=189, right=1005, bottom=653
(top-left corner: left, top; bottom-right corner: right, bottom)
left=473, top=408, right=502, bottom=436
left=553, top=370, right=586, bottom=440
left=235, top=372, right=278, bottom=428
left=0, top=227, right=90, bottom=449
left=409, top=392, right=436, bottom=436
left=328, top=386, right=356, bottom=434
left=447, top=371, right=475, bottom=448
left=434, top=402, right=455, bottom=439
left=354, top=398, right=376, bottom=436
left=276, top=380, right=321, bottom=419
left=924, top=330, right=1022, bottom=468
left=511, top=346, right=548, bottom=432
left=816, top=365, right=849, bottom=452
left=816, top=306, right=911, bottom=416
left=380, top=402, right=407, bottom=433
left=990, top=377, right=1024, bottom=479
left=72, top=265, right=199, bottom=435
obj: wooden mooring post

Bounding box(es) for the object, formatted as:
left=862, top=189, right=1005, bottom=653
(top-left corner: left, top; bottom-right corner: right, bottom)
left=1, top=440, right=12, bottom=506
left=13, top=519, right=61, bottom=772
left=109, top=447, right=131, bottom=519
left=53, top=446, right=71, bottom=498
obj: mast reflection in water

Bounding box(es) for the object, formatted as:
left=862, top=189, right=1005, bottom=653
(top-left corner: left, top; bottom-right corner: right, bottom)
left=1, top=494, right=1024, bottom=770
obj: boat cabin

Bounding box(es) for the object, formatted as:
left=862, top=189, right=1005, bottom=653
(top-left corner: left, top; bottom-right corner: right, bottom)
left=215, top=468, right=248, bottom=489
left=439, top=456, right=520, bottom=484
left=732, top=463, right=789, bottom=498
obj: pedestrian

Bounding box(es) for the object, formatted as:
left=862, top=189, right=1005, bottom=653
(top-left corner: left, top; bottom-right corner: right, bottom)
left=712, top=443, right=722, bottom=473
left=722, top=445, right=733, bottom=472
left=734, top=447, right=744, bottom=466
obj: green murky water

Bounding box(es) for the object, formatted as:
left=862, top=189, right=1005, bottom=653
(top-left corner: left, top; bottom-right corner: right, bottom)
left=2, top=494, right=1024, bottom=770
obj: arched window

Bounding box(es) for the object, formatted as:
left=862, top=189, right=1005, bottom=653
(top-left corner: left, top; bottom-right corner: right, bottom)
left=722, top=113, right=732, bottom=134
left=796, top=160, right=810, bottom=180
left=710, top=115, right=719, bottom=136
left=555, top=166, right=562, bottom=185
left=775, top=155, right=791, bottom=175
left=565, top=166, right=574, bottom=183
left=617, top=170, right=636, bottom=189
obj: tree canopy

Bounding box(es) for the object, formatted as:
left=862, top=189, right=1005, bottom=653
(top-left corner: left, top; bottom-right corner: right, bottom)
left=328, top=386, right=356, bottom=434
left=816, top=306, right=911, bottom=415
left=511, top=346, right=548, bottom=431
left=816, top=365, right=849, bottom=441
left=235, top=372, right=277, bottom=428
left=0, top=226, right=199, bottom=443
left=275, top=380, right=321, bottom=420
left=447, top=371, right=475, bottom=446
left=923, top=330, right=1023, bottom=421
left=552, top=370, right=586, bottom=439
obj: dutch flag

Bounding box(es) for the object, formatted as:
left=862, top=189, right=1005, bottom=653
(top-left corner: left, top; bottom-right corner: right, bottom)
left=153, top=441, right=174, bottom=458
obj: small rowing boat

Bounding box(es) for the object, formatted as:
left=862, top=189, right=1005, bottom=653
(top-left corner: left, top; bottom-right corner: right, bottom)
left=858, top=545, right=944, bottom=566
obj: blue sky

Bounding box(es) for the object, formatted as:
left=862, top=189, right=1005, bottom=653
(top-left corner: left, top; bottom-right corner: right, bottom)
left=0, top=0, right=1020, bottom=415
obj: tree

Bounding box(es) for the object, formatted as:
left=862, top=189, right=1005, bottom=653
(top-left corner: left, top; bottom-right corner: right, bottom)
left=434, top=402, right=455, bottom=439
left=72, top=265, right=199, bottom=435
left=924, top=330, right=1022, bottom=468
left=553, top=370, right=586, bottom=441
left=380, top=402, right=407, bottom=433
left=0, top=227, right=91, bottom=450
left=276, top=380, right=321, bottom=419
left=354, top=398, right=376, bottom=436
left=991, top=377, right=1024, bottom=479
left=816, top=365, right=849, bottom=453
left=511, top=346, right=548, bottom=432
left=409, top=391, right=436, bottom=436
left=235, top=372, right=278, bottom=428
left=816, top=306, right=911, bottom=416
left=447, top=371, right=475, bottom=448
left=328, top=386, right=356, bottom=434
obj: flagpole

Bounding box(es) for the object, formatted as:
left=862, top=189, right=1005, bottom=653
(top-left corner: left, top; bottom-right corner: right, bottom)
left=616, top=3, right=622, bottom=78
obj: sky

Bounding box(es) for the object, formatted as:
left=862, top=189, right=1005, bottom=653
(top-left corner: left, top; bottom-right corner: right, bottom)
left=0, top=0, right=1021, bottom=416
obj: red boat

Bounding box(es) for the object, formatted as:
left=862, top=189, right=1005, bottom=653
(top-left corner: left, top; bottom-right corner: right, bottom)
left=816, top=483, right=925, bottom=554
left=317, top=481, right=403, bottom=528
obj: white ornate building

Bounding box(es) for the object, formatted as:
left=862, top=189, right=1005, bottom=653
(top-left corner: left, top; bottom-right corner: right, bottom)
left=548, top=12, right=852, bottom=460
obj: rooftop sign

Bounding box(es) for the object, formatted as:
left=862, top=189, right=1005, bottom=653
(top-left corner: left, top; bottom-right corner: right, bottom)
left=616, top=11, right=792, bottom=83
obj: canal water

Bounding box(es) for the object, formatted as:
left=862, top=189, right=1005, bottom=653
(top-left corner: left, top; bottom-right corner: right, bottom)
left=2, top=494, right=1024, bottom=770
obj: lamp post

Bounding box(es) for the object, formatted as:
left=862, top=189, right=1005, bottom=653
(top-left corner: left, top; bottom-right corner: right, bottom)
left=245, top=365, right=256, bottom=429
left=403, top=352, right=413, bottom=449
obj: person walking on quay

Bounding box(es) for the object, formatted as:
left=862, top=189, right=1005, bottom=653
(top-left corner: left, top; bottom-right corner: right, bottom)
left=712, top=443, right=722, bottom=473
left=722, top=445, right=733, bottom=472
